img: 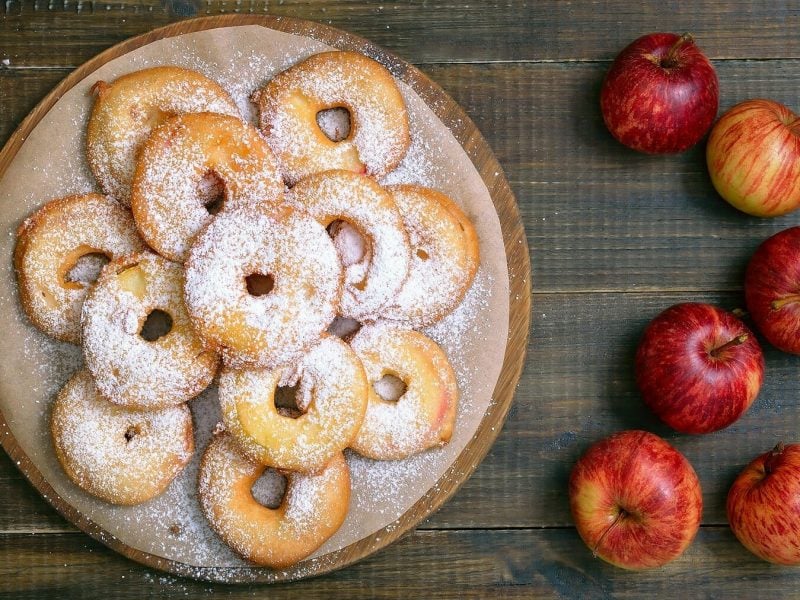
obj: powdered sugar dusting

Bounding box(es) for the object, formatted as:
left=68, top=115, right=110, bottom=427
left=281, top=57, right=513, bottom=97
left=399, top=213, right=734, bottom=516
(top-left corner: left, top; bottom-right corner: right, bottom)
left=218, top=334, right=366, bottom=473
left=184, top=205, right=341, bottom=369
left=197, top=434, right=349, bottom=567
left=288, top=171, right=410, bottom=320
left=16, top=194, right=145, bottom=343
left=169, top=42, right=327, bottom=124
left=349, top=323, right=457, bottom=460
left=347, top=449, right=438, bottom=518
left=131, top=112, right=284, bottom=262
left=329, top=220, right=365, bottom=266
left=251, top=469, right=287, bottom=509
left=51, top=370, right=193, bottom=504
left=21, top=332, right=84, bottom=406
left=255, top=51, right=410, bottom=184
left=65, top=252, right=110, bottom=285
left=0, top=24, right=509, bottom=578
left=327, top=315, right=362, bottom=341
left=82, top=251, right=218, bottom=408
left=382, top=185, right=479, bottom=328
left=316, top=107, right=351, bottom=142
left=86, top=67, right=241, bottom=206
left=379, top=91, right=443, bottom=188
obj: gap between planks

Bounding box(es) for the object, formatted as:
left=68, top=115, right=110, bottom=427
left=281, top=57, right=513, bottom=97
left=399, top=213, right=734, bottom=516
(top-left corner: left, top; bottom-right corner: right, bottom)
left=532, top=288, right=742, bottom=295
left=4, top=57, right=800, bottom=72
left=0, top=523, right=735, bottom=536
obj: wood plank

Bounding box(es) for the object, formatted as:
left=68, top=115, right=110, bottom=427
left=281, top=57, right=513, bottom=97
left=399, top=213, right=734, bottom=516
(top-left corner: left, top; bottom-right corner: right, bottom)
left=1, top=527, right=797, bottom=599
left=5, top=60, right=800, bottom=294
left=2, top=292, right=796, bottom=533
left=0, top=69, right=67, bottom=144
left=3, top=1, right=800, bottom=67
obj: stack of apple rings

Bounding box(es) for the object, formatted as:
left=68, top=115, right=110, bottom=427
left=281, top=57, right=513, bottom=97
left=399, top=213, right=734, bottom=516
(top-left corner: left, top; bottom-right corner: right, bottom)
left=15, top=51, right=482, bottom=569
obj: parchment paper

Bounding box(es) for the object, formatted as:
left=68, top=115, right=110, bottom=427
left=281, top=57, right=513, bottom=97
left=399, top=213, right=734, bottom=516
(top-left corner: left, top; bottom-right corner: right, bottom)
left=0, top=25, right=509, bottom=570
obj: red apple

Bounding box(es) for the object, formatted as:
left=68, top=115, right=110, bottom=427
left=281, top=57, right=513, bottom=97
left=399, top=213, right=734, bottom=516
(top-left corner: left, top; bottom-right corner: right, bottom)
left=569, top=430, right=702, bottom=569
left=745, top=227, right=800, bottom=353
left=635, top=303, right=764, bottom=434
left=600, top=33, right=719, bottom=153
left=707, top=99, right=800, bottom=217
left=728, top=443, right=800, bottom=565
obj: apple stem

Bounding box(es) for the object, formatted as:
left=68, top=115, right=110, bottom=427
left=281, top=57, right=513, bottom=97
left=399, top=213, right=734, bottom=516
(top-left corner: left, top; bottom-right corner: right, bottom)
left=592, top=508, right=627, bottom=558
left=661, top=33, right=694, bottom=68
left=771, top=295, right=800, bottom=311
left=709, top=334, right=749, bottom=358
left=765, top=442, right=786, bottom=475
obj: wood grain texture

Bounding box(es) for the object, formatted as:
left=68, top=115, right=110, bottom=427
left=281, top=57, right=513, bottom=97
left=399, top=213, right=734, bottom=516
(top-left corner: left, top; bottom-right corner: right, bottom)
left=3, top=528, right=800, bottom=600
left=5, top=0, right=800, bottom=596
left=0, top=14, right=530, bottom=584
left=3, top=1, right=800, bottom=66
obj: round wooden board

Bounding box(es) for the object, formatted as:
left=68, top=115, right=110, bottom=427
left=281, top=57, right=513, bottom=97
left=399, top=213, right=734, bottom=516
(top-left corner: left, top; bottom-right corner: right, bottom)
left=0, top=15, right=531, bottom=583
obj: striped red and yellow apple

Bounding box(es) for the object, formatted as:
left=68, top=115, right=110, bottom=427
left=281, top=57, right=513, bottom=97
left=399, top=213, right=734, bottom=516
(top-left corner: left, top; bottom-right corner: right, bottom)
left=745, top=227, right=800, bottom=354
left=569, top=430, right=702, bottom=569
left=707, top=99, right=800, bottom=217
left=728, top=443, right=800, bottom=565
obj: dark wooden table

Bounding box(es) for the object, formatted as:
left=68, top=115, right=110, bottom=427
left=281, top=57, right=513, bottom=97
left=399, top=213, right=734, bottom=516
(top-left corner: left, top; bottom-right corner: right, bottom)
left=3, top=1, right=800, bottom=597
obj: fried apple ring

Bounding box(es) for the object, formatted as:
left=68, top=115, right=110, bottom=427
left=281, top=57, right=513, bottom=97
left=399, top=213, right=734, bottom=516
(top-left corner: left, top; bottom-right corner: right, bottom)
left=87, top=66, right=239, bottom=205
left=253, top=51, right=410, bottom=184
left=15, top=193, right=146, bottom=343
left=198, top=433, right=349, bottom=568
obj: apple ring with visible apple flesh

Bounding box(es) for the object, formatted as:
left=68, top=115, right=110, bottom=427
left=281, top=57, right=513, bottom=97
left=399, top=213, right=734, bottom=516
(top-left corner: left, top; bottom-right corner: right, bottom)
left=218, top=333, right=368, bottom=474
left=15, top=193, right=146, bottom=344
left=349, top=323, right=457, bottom=461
